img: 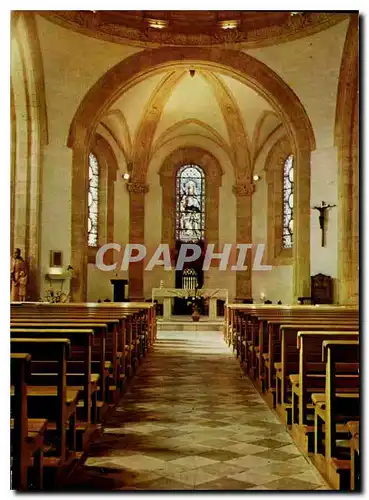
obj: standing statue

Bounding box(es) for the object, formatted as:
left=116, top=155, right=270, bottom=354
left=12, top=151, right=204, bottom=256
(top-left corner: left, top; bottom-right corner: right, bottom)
left=11, top=248, right=28, bottom=301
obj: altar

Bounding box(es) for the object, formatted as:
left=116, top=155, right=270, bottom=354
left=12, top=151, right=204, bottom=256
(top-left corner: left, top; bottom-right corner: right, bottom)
left=151, top=288, right=228, bottom=320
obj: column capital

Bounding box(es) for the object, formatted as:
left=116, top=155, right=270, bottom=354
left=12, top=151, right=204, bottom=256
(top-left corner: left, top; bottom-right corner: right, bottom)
left=127, top=181, right=149, bottom=194
left=232, top=182, right=255, bottom=197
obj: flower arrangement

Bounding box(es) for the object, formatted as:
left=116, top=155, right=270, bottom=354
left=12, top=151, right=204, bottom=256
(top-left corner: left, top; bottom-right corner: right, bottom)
left=186, top=286, right=203, bottom=312
left=40, top=287, right=70, bottom=303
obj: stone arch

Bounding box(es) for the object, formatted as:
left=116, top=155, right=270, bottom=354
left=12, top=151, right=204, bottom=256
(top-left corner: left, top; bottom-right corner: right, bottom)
left=68, top=47, right=315, bottom=157
left=68, top=46, right=315, bottom=300
left=335, top=15, right=358, bottom=304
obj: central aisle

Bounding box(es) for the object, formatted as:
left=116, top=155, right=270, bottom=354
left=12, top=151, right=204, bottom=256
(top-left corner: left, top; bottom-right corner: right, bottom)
left=65, top=331, right=330, bottom=491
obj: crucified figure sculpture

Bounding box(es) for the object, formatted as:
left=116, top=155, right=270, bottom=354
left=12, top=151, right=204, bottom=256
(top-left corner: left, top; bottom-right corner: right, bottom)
left=312, top=201, right=336, bottom=247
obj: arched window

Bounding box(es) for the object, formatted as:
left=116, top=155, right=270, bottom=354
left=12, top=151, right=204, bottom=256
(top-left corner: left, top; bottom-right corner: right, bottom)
left=88, top=152, right=99, bottom=247
left=282, top=154, right=294, bottom=249
left=176, top=164, right=205, bottom=242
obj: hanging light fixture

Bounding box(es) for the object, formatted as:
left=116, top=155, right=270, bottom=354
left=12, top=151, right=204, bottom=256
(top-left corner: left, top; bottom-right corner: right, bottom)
left=219, top=20, right=240, bottom=30
left=147, top=18, right=168, bottom=29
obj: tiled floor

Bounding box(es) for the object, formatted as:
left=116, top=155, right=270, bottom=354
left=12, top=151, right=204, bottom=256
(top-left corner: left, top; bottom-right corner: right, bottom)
left=63, top=331, right=330, bottom=491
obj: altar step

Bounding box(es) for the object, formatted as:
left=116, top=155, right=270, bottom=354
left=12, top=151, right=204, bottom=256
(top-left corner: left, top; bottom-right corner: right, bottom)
left=157, top=317, right=224, bottom=332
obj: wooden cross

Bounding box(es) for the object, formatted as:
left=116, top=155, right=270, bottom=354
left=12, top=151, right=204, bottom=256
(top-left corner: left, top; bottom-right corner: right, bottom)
left=312, top=201, right=336, bottom=247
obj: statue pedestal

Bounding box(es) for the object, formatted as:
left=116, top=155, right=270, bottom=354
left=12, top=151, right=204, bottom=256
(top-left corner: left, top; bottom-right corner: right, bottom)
left=110, top=279, right=128, bottom=302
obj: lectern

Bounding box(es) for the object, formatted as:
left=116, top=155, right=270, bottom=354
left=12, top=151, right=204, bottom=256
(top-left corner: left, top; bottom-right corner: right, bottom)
left=110, top=279, right=128, bottom=302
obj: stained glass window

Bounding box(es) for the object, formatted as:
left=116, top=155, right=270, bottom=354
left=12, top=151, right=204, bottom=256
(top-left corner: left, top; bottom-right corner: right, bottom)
left=88, top=152, right=99, bottom=247
left=282, top=154, right=294, bottom=249
left=176, top=164, right=205, bottom=242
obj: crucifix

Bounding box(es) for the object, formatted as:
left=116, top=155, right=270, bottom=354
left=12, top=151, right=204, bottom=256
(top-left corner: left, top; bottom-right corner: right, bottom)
left=312, top=201, right=336, bottom=247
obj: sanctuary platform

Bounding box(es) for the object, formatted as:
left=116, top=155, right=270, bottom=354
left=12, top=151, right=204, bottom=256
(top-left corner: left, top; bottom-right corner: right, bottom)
left=157, top=315, right=224, bottom=332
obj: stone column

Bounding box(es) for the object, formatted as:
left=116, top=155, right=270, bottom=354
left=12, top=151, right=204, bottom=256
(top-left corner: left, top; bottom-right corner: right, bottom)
left=205, top=175, right=220, bottom=253
left=293, top=147, right=311, bottom=301
left=159, top=172, right=175, bottom=247
left=233, top=182, right=255, bottom=300
left=127, top=181, right=149, bottom=300
left=338, top=144, right=358, bottom=305
left=337, top=90, right=358, bottom=306
left=71, top=142, right=89, bottom=302
left=351, top=102, right=359, bottom=304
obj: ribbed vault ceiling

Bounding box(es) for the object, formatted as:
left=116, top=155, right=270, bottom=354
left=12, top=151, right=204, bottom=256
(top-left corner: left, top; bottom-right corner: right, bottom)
left=101, top=68, right=285, bottom=173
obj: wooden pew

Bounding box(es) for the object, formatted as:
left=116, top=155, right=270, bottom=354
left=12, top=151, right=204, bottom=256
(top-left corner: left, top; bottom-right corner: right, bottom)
left=264, top=312, right=359, bottom=393
left=11, top=353, right=47, bottom=491
left=226, top=312, right=359, bottom=410
left=348, top=421, right=360, bottom=491
left=10, top=302, right=156, bottom=403
left=228, top=309, right=358, bottom=417
left=287, top=330, right=358, bottom=452
left=252, top=314, right=358, bottom=399
left=10, top=302, right=157, bottom=488
left=232, top=306, right=358, bottom=381
left=11, top=311, right=126, bottom=388
left=312, top=340, right=359, bottom=490
left=14, top=301, right=156, bottom=347
left=11, top=329, right=95, bottom=427
left=11, top=327, right=104, bottom=452
left=11, top=322, right=108, bottom=402
left=225, top=303, right=358, bottom=348
left=260, top=314, right=358, bottom=390
left=11, top=301, right=155, bottom=379
left=294, top=332, right=359, bottom=427
left=11, top=338, right=78, bottom=469
left=276, top=324, right=359, bottom=423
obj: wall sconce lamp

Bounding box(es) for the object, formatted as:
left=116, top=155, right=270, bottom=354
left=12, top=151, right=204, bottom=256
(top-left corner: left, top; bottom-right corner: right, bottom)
left=253, top=174, right=261, bottom=182
left=122, top=172, right=130, bottom=180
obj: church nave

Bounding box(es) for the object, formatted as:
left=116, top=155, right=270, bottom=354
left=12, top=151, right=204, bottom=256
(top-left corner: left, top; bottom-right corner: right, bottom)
left=9, top=10, right=359, bottom=492
left=63, top=331, right=329, bottom=491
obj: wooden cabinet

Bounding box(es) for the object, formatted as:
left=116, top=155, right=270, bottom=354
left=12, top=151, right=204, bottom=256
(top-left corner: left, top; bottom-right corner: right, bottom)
left=311, top=273, right=333, bottom=304
left=298, top=273, right=333, bottom=304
